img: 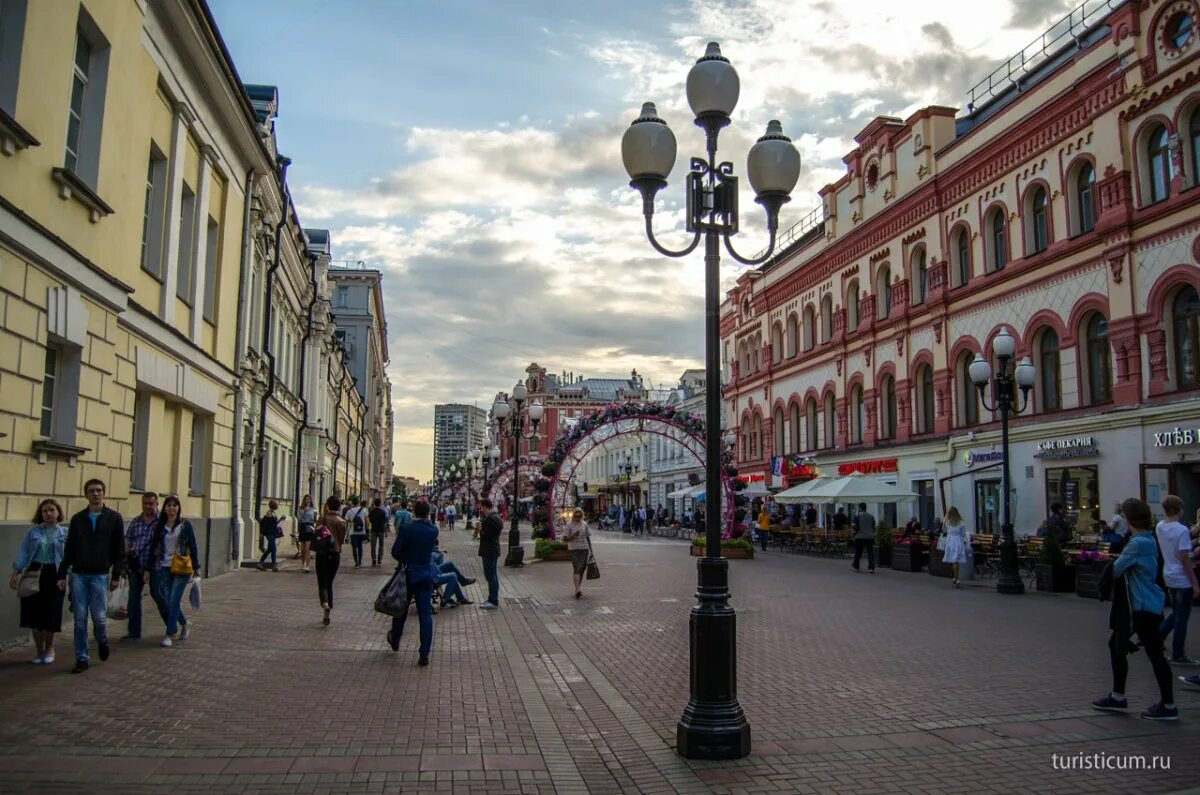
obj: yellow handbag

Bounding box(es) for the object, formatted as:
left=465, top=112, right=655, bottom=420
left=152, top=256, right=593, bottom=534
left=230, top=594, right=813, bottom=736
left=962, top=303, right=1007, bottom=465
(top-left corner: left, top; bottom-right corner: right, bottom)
left=169, top=529, right=194, bottom=576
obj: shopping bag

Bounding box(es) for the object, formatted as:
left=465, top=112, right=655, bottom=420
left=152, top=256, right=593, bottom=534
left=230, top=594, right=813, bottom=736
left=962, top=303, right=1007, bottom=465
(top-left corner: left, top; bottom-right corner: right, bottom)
left=189, top=577, right=202, bottom=610
left=585, top=554, right=600, bottom=580
left=107, top=577, right=128, bottom=619
left=374, top=566, right=409, bottom=617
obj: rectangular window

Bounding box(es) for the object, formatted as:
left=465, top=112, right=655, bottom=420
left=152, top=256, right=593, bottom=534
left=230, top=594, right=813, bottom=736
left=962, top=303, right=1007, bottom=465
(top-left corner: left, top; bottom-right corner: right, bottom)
left=202, top=217, right=219, bottom=322
left=39, top=346, right=58, bottom=437
left=131, top=390, right=151, bottom=490
left=336, top=286, right=348, bottom=307
left=176, top=183, right=196, bottom=304
left=0, top=0, right=29, bottom=117
left=62, top=10, right=108, bottom=187
left=1045, top=465, right=1100, bottom=537
left=140, top=145, right=168, bottom=279
left=188, top=415, right=208, bottom=496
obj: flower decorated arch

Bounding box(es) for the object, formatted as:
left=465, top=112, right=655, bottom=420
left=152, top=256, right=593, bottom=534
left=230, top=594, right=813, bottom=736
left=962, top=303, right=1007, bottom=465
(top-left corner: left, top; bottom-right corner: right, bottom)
left=538, top=401, right=740, bottom=538
left=484, top=455, right=544, bottom=508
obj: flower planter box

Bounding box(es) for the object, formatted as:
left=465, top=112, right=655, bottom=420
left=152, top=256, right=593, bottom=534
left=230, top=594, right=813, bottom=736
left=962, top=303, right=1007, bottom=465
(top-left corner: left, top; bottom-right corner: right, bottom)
left=1035, top=564, right=1077, bottom=593
left=876, top=545, right=892, bottom=568
left=928, top=549, right=955, bottom=578
left=1074, top=559, right=1108, bottom=599
left=541, top=548, right=571, bottom=561
left=891, top=544, right=924, bottom=572
left=690, top=545, right=755, bottom=559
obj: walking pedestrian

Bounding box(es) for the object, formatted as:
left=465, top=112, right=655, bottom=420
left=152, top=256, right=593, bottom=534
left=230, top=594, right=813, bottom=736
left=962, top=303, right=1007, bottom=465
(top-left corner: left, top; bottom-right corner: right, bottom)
left=446, top=503, right=457, bottom=531
left=10, top=498, right=68, bottom=665
left=1092, top=498, right=1177, bottom=720
left=149, top=495, right=200, bottom=647
left=395, top=501, right=413, bottom=533
left=57, top=479, right=125, bottom=674
left=1157, top=494, right=1200, bottom=666
left=122, top=491, right=160, bottom=640
left=347, top=500, right=369, bottom=568
left=257, top=500, right=281, bottom=571
left=314, top=497, right=347, bottom=626
left=369, top=498, right=389, bottom=566
left=387, top=500, right=439, bottom=665
left=563, top=509, right=592, bottom=599
left=940, top=507, right=970, bottom=588
left=851, top=502, right=876, bottom=573
left=757, top=505, right=770, bottom=551
left=297, top=495, right=317, bottom=574
left=477, top=498, right=502, bottom=609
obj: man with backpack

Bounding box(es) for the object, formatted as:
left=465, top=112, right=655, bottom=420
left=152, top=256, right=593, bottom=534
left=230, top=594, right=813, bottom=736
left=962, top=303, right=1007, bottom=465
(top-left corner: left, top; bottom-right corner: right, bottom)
left=346, top=500, right=369, bottom=568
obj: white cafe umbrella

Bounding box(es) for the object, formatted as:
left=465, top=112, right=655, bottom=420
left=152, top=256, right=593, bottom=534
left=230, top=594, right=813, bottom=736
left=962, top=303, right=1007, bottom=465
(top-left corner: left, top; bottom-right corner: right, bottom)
left=801, top=472, right=919, bottom=505
left=773, top=477, right=835, bottom=504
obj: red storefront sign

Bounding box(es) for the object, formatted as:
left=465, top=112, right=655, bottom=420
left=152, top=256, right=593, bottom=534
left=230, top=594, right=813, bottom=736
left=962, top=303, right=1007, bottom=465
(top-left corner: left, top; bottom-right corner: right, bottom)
left=744, top=473, right=766, bottom=482
left=837, top=459, right=898, bottom=476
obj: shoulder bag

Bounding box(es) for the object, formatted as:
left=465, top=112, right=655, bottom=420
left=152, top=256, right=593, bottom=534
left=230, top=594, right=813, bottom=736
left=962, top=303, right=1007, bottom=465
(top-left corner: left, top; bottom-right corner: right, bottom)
left=169, top=528, right=194, bottom=577
left=375, top=564, right=409, bottom=617
left=17, top=567, right=40, bottom=598
left=585, top=539, right=600, bottom=581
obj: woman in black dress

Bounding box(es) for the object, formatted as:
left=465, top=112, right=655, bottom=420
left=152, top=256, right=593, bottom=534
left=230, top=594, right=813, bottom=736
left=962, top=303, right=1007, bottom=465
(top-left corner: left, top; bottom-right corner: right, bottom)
left=9, top=499, right=68, bottom=665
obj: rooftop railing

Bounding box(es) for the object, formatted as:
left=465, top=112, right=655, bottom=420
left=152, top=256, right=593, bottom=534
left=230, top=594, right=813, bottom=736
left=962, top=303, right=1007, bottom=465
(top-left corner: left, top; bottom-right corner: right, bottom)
left=754, top=205, right=825, bottom=262
left=965, top=0, right=1122, bottom=111
left=329, top=259, right=376, bottom=270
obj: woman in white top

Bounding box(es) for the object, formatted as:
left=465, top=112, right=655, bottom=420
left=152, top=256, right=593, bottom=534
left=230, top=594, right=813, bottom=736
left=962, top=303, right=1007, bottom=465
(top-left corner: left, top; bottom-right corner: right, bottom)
left=562, top=509, right=592, bottom=600
left=940, top=506, right=970, bottom=588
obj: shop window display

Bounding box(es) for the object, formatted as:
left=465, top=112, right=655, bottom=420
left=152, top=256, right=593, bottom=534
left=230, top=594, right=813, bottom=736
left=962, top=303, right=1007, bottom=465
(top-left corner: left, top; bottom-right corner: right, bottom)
left=1045, top=465, right=1099, bottom=535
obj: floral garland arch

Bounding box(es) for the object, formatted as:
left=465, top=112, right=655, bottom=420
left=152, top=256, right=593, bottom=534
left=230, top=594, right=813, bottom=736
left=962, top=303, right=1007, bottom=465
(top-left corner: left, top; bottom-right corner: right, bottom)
left=537, top=401, right=743, bottom=539
left=483, top=456, right=544, bottom=508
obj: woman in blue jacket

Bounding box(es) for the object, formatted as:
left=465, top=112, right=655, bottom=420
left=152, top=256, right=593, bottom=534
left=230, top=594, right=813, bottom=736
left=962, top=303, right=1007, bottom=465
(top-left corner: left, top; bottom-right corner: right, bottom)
left=387, top=500, right=439, bottom=665
left=1093, top=497, right=1176, bottom=720
left=9, top=498, right=68, bottom=664
left=148, top=495, right=200, bottom=647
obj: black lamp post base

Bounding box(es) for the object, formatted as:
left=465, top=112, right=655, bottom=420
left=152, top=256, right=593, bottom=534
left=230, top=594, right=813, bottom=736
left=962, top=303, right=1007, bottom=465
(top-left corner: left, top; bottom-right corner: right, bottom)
left=996, top=575, right=1025, bottom=595
left=504, top=547, right=525, bottom=567
left=994, top=531, right=1025, bottom=595
left=677, top=705, right=751, bottom=759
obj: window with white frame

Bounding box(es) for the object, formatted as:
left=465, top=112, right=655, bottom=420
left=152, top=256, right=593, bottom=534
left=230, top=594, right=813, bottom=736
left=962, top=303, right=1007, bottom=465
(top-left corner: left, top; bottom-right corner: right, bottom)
left=188, top=414, right=209, bottom=495
left=0, top=0, right=29, bottom=118
left=39, top=346, right=58, bottom=439
left=131, top=390, right=151, bottom=490
left=38, top=342, right=81, bottom=445
left=202, top=216, right=219, bottom=322
left=176, top=183, right=197, bottom=304
left=140, top=144, right=168, bottom=280
left=63, top=10, right=109, bottom=187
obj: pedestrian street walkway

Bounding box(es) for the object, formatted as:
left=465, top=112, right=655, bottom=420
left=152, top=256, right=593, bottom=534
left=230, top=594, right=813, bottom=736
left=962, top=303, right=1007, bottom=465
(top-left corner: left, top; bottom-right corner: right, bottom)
left=0, top=527, right=1197, bottom=793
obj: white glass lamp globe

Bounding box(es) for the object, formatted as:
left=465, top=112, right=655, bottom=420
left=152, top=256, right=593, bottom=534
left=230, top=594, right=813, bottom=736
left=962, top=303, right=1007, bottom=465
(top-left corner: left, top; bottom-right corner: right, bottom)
left=747, top=120, right=801, bottom=197
left=993, top=327, right=1016, bottom=359
left=1015, top=356, right=1036, bottom=389
left=512, top=382, right=529, bottom=402
left=493, top=398, right=512, bottom=419
left=969, top=353, right=993, bottom=386
left=621, top=102, right=677, bottom=182
left=686, top=42, right=740, bottom=118
left=528, top=400, right=545, bottom=423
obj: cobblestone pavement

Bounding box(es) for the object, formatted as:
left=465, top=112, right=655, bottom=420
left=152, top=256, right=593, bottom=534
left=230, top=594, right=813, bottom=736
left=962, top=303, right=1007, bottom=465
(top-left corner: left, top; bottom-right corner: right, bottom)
left=0, top=527, right=1196, bottom=793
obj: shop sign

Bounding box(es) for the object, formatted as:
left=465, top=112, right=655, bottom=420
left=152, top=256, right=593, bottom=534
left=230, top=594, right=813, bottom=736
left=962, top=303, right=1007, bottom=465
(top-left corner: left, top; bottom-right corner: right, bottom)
left=963, top=450, right=1004, bottom=467
left=1034, top=436, right=1099, bottom=459
left=772, top=454, right=817, bottom=479
left=1153, top=426, right=1200, bottom=448
left=837, top=458, right=898, bottom=476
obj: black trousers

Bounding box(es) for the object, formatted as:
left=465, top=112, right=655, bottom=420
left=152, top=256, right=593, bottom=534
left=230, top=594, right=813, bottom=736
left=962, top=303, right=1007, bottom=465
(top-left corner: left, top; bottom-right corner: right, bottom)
left=316, top=553, right=340, bottom=608
left=851, top=539, right=875, bottom=571
left=350, top=535, right=365, bottom=566
left=370, top=534, right=386, bottom=565
left=1110, top=610, right=1173, bottom=703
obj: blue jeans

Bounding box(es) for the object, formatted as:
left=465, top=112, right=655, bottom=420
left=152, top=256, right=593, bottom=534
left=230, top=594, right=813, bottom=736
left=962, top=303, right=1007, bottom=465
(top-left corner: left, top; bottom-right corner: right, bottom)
left=391, top=580, right=434, bottom=657
left=350, top=535, right=366, bottom=566
left=436, top=571, right=466, bottom=603
left=1161, top=587, right=1195, bottom=660
left=438, top=560, right=467, bottom=582
left=152, top=570, right=190, bottom=636
left=481, top=555, right=499, bottom=605
left=259, top=535, right=277, bottom=566
left=126, top=563, right=147, bottom=638
left=70, top=573, right=109, bottom=663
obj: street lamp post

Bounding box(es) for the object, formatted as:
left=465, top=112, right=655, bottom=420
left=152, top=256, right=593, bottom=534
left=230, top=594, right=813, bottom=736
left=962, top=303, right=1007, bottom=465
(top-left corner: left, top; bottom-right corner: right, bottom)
left=494, top=382, right=544, bottom=567
left=622, top=42, right=800, bottom=760
left=969, top=326, right=1035, bottom=596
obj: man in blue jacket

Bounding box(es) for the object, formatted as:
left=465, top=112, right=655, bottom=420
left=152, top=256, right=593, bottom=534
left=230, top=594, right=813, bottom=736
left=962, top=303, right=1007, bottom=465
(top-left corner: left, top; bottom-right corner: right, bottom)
left=388, top=499, right=438, bottom=666
left=1092, top=497, right=1176, bottom=720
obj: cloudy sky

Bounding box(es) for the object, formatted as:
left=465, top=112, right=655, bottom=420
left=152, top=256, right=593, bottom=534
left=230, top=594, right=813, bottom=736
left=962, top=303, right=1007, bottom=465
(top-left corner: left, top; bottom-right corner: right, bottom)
left=208, top=0, right=1077, bottom=480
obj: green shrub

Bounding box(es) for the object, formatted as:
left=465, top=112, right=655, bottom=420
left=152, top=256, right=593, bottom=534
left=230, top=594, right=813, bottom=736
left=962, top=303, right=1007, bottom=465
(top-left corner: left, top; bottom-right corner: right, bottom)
left=534, top=539, right=567, bottom=559
left=690, top=536, right=755, bottom=555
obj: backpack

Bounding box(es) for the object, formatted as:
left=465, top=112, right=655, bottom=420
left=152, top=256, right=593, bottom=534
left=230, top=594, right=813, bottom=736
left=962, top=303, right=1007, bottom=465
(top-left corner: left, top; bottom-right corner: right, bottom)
left=313, top=526, right=337, bottom=556
left=352, top=509, right=365, bottom=535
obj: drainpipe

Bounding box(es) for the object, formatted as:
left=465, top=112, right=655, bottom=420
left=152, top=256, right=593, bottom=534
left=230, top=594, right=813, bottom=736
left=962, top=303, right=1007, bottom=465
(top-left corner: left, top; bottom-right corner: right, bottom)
left=330, top=353, right=348, bottom=498
left=254, top=156, right=291, bottom=525
left=230, top=166, right=256, bottom=561
left=294, top=251, right=318, bottom=506
left=356, top=394, right=367, bottom=499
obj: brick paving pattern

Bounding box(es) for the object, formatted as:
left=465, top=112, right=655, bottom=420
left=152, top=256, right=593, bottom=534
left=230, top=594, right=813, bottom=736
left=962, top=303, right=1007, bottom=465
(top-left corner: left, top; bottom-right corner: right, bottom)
left=0, top=528, right=1196, bottom=793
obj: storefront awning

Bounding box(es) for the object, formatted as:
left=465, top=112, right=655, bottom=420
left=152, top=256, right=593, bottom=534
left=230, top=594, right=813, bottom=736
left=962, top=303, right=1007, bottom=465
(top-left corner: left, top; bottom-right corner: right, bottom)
left=667, top=484, right=704, bottom=499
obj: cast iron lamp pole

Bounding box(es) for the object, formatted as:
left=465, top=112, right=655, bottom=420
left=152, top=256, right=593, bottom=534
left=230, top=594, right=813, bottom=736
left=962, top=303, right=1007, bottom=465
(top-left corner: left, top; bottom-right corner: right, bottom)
left=621, top=41, right=800, bottom=760
left=494, top=382, right=544, bottom=566
left=969, top=326, right=1035, bottom=596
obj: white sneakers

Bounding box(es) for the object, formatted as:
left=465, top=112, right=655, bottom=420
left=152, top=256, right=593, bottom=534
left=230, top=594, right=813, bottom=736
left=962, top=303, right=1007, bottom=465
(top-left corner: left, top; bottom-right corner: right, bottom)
left=161, top=636, right=173, bottom=647
left=478, top=602, right=498, bottom=610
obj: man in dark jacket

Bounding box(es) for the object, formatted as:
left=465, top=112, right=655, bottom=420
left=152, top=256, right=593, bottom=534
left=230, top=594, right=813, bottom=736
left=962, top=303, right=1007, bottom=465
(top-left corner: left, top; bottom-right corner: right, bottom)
left=369, top=498, right=389, bottom=567
left=57, top=478, right=125, bottom=673
left=477, top=499, right=502, bottom=609
left=388, top=500, right=439, bottom=665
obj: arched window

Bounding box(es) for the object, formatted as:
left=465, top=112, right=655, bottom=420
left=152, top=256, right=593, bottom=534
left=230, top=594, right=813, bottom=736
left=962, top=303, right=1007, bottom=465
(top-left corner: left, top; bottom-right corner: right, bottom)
left=1085, top=314, right=1111, bottom=405
left=786, top=313, right=799, bottom=357
left=805, top=399, right=818, bottom=451
left=917, top=365, right=935, bottom=434
left=1075, top=163, right=1095, bottom=234
left=789, top=403, right=801, bottom=453
left=802, top=305, right=815, bottom=351
left=1192, top=111, right=1200, bottom=188
left=770, top=323, right=783, bottom=365
left=823, top=393, right=835, bottom=448
left=954, top=227, right=970, bottom=288
left=820, top=294, right=833, bottom=342
left=912, top=247, right=928, bottom=304
left=879, top=375, right=897, bottom=439
left=959, top=355, right=979, bottom=427
left=751, top=415, right=762, bottom=459
left=876, top=265, right=892, bottom=319
left=1028, top=186, right=1049, bottom=254
left=1174, top=285, right=1200, bottom=389
left=988, top=209, right=1007, bottom=271
left=753, top=333, right=761, bottom=372
left=1037, top=329, right=1061, bottom=412
left=774, top=407, right=785, bottom=456
left=739, top=417, right=750, bottom=460
left=850, top=385, right=864, bottom=443
left=847, top=281, right=860, bottom=331
left=1148, top=124, right=1171, bottom=204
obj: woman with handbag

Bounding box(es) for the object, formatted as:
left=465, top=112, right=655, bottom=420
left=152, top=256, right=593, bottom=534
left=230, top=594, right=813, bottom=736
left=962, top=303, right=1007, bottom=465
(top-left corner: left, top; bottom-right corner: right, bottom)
left=563, top=509, right=592, bottom=599
left=9, top=498, right=68, bottom=664
left=297, top=495, right=317, bottom=573
left=940, top=506, right=970, bottom=588
left=148, top=495, right=200, bottom=647
left=314, top=497, right=348, bottom=626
